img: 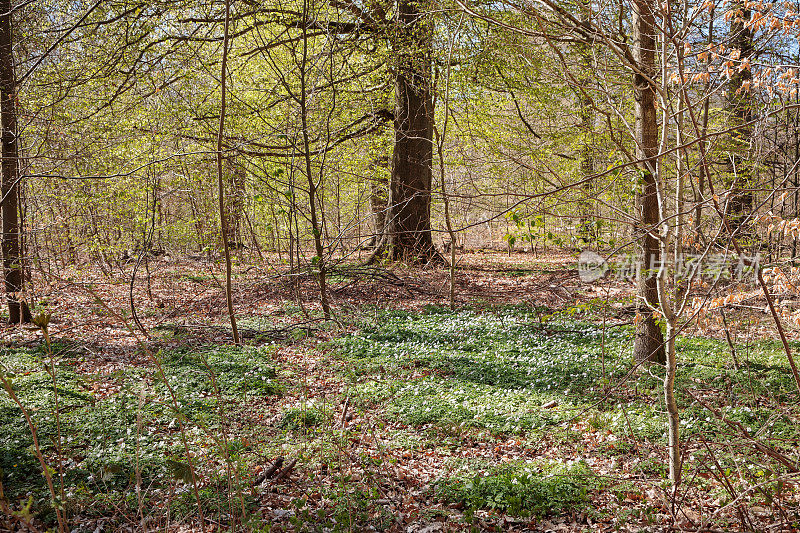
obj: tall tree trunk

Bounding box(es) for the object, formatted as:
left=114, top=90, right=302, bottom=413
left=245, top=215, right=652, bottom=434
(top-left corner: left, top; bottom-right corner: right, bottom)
left=387, top=0, right=442, bottom=263
left=0, top=0, right=30, bottom=324
left=726, top=2, right=754, bottom=236
left=577, top=84, right=594, bottom=244
left=299, top=0, right=331, bottom=319
left=694, top=9, right=714, bottom=242
left=632, top=0, right=665, bottom=364
left=217, top=0, right=240, bottom=344
left=576, top=3, right=595, bottom=245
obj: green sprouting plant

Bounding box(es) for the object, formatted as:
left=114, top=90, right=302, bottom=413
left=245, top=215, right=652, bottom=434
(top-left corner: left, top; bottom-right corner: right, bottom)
left=278, top=406, right=326, bottom=430
left=434, top=459, right=597, bottom=517
left=336, top=307, right=800, bottom=447
left=504, top=210, right=546, bottom=254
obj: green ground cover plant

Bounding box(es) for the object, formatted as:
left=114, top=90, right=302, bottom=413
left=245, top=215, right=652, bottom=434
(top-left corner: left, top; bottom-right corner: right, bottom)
left=0, top=342, right=278, bottom=520
left=434, top=459, right=597, bottom=517
left=4, top=303, right=800, bottom=528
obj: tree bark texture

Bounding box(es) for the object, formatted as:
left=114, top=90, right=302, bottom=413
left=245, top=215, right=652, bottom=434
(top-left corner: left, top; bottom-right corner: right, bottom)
left=0, top=0, right=30, bottom=324
left=388, top=0, right=441, bottom=263
left=726, top=2, right=754, bottom=235
left=632, top=0, right=665, bottom=364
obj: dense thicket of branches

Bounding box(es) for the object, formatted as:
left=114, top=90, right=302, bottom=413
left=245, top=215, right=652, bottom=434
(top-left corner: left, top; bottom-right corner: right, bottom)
left=10, top=0, right=797, bottom=267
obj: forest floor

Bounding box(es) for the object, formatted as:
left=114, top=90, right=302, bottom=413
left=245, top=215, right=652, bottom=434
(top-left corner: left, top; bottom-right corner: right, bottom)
left=2, top=250, right=800, bottom=532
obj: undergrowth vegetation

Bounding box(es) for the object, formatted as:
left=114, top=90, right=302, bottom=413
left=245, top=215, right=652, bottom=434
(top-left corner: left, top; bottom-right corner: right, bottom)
left=3, top=304, right=800, bottom=528
left=336, top=306, right=800, bottom=444
left=334, top=306, right=800, bottom=522
left=434, top=459, right=597, bottom=517
left=0, top=343, right=278, bottom=521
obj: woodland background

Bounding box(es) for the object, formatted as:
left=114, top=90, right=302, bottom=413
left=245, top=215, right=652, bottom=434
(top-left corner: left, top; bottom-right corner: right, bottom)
left=4, top=0, right=800, bottom=531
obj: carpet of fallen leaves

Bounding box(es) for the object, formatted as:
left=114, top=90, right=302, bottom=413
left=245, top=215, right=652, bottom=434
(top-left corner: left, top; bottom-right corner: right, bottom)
left=2, top=249, right=800, bottom=532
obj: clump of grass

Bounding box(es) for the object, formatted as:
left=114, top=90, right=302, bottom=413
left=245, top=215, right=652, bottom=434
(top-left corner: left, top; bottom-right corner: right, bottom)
left=336, top=310, right=631, bottom=391
left=180, top=273, right=211, bottom=283
left=379, top=377, right=576, bottom=434
left=278, top=405, right=326, bottom=429
left=434, top=459, right=597, bottom=517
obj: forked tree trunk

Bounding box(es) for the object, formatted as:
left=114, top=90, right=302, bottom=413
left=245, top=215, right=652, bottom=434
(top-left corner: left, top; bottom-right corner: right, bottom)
left=387, top=0, right=442, bottom=264
left=0, top=0, right=30, bottom=324
left=631, top=0, right=665, bottom=364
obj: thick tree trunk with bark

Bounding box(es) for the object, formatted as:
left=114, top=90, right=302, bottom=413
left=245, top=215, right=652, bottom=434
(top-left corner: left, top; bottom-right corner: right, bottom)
left=726, top=2, right=754, bottom=235
left=632, top=0, right=665, bottom=364
left=387, top=0, right=442, bottom=263
left=0, top=0, right=30, bottom=324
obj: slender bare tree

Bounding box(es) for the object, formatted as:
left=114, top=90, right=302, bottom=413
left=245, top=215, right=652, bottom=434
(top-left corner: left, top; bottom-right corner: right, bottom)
left=217, top=0, right=241, bottom=344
